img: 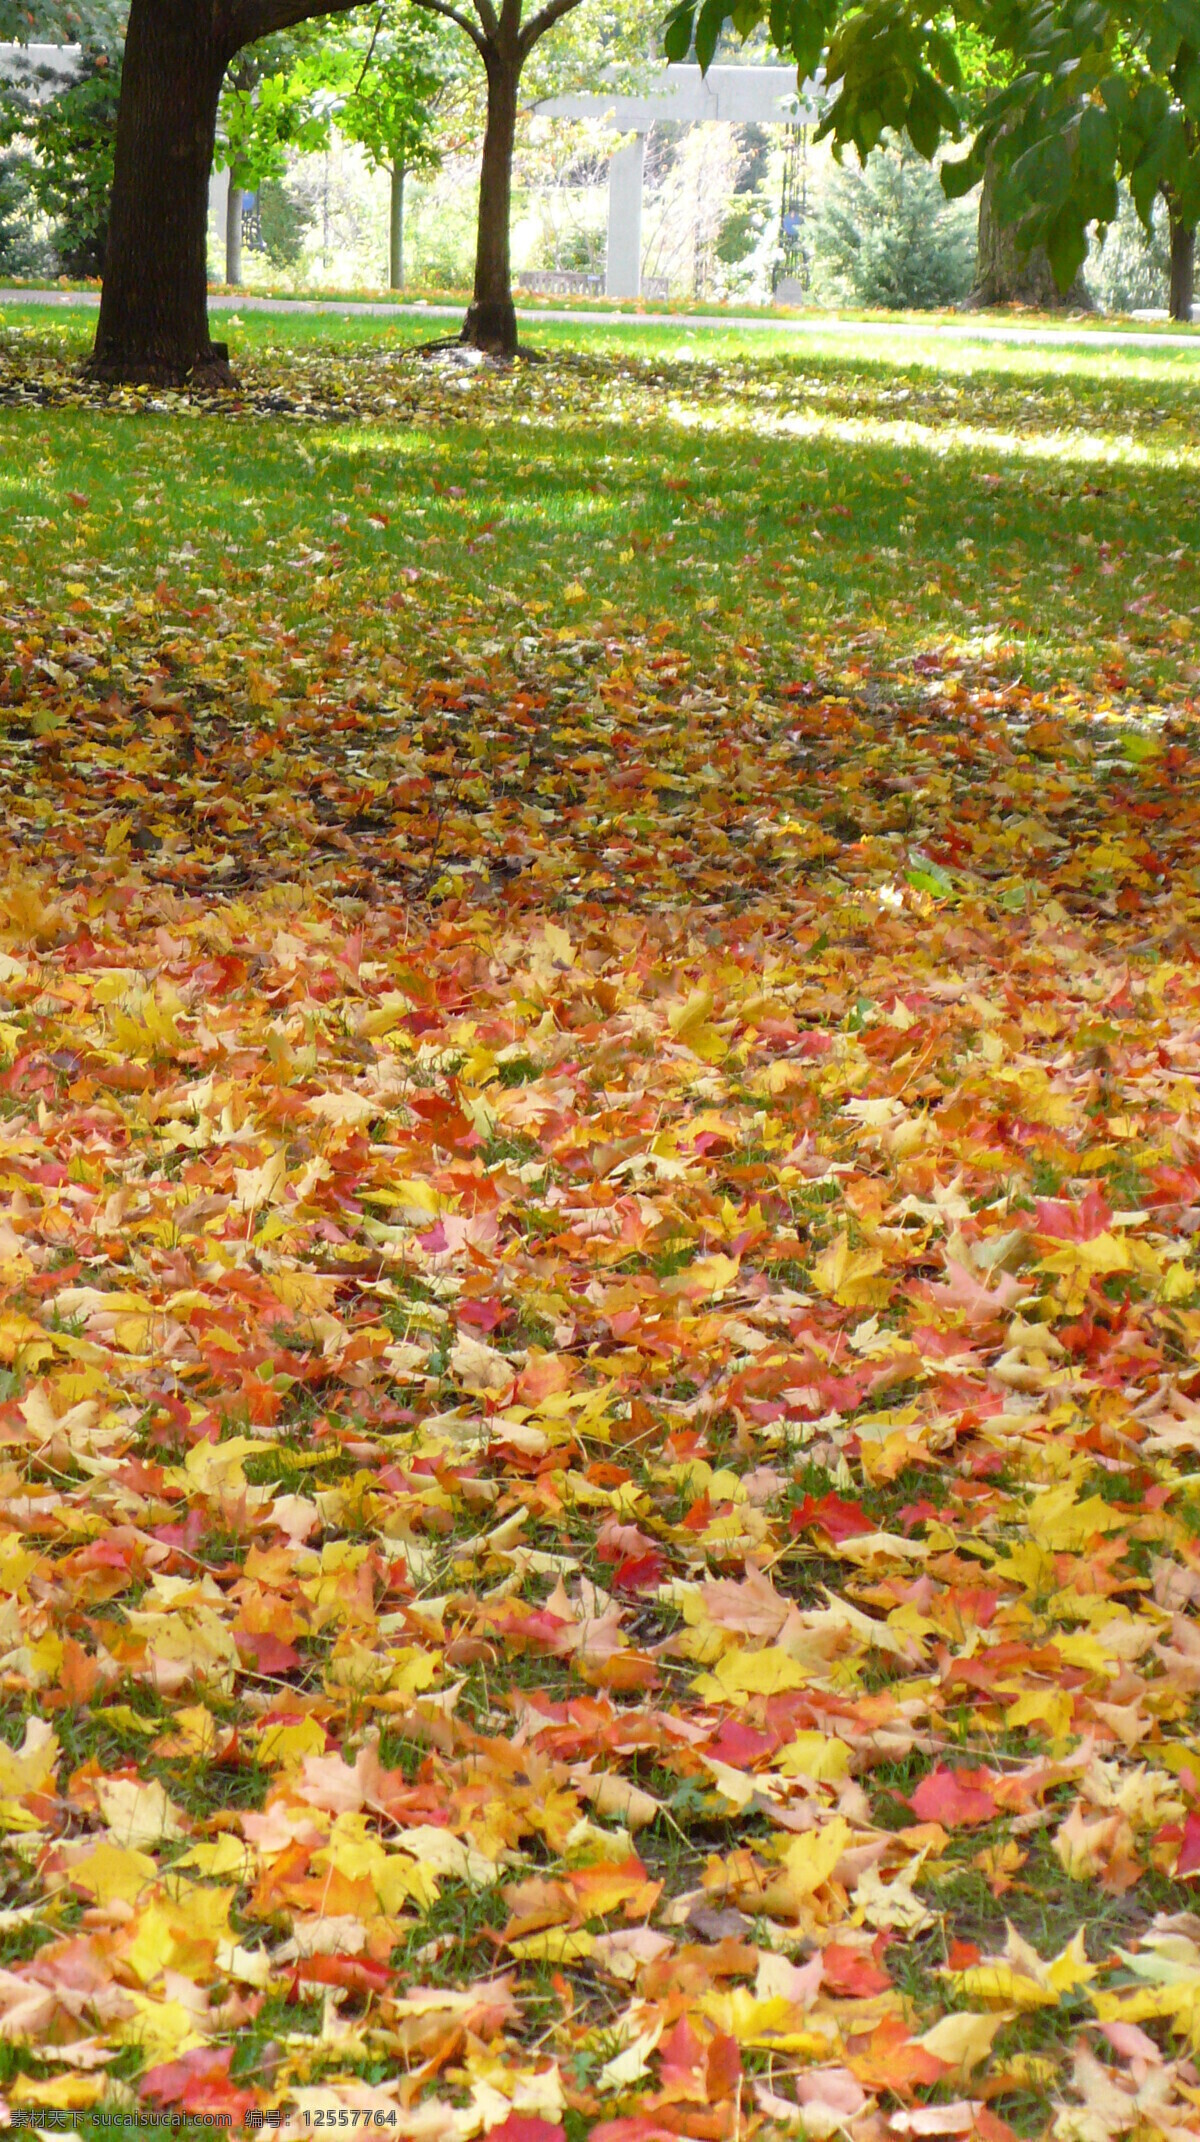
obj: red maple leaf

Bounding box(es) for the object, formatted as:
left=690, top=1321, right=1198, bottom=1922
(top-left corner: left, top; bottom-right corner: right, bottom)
left=1176, top=1809, right=1200, bottom=1878
left=789, top=1492, right=874, bottom=1542
left=1033, top=1186, right=1112, bottom=1241
left=908, top=1766, right=999, bottom=1828
left=140, top=2048, right=253, bottom=2119
left=483, top=2121, right=564, bottom=2142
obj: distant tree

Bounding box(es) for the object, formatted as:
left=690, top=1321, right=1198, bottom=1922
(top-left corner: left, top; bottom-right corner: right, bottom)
left=403, top=0, right=660, bottom=353
left=1087, top=186, right=1170, bottom=314
left=0, top=147, right=43, bottom=275
left=332, top=6, right=464, bottom=290
left=29, top=47, right=121, bottom=272
left=404, top=0, right=591, bottom=354
left=257, top=169, right=314, bottom=268
left=813, top=136, right=976, bottom=310
left=0, top=9, right=123, bottom=277
left=216, top=26, right=337, bottom=282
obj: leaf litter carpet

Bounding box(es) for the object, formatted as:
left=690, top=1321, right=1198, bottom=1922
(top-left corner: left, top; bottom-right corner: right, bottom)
left=1, top=606, right=1200, bottom=2140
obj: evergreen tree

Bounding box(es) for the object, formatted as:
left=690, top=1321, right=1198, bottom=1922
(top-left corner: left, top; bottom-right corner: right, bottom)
left=813, top=136, right=976, bottom=309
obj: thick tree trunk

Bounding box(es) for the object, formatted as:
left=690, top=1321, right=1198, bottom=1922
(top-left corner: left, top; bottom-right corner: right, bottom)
left=965, top=149, right=1092, bottom=312
left=87, top=0, right=233, bottom=385
left=462, top=47, right=520, bottom=355
left=226, top=175, right=244, bottom=287
left=390, top=162, right=405, bottom=291
left=1169, top=209, right=1196, bottom=323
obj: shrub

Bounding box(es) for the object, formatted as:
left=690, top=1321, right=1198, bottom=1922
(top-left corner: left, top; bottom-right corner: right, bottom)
left=1087, top=190, right=1170, bottom=314
left=812, top=137, right=976, bottom=310
left=550, top=224, right=604, bottom=277
left=0, top=150, right=53, bottom=277
left=28, top=51, right=120, bottom=277
left=258, top=176, right=313, bottom=273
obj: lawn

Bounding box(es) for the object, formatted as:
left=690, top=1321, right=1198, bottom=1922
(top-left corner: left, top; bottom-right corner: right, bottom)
left=0, top=305, right=1198, bottom=2139
left=3, top=300, right=1198, bottom=700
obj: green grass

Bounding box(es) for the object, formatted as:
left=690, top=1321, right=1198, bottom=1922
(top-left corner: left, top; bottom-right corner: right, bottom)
left=0, top=300, right=1197, bottom=709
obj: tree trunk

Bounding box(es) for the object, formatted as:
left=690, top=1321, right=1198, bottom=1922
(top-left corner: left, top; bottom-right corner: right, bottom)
left=390, top=162, right=405, bottom=291
left=462, top=46, right=520, bottom=355
left=226, top=175, right=244, bottom=287
left=87, top=0, right=232, bottom=385
left=965, top=148, right=1092, bottom=312
left=1169, top=209, right=1195, bottom=323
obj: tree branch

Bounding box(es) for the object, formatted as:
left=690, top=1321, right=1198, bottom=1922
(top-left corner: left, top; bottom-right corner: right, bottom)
left=218, top=0, right=363, bottom=60
left=411, top=0, right=490, bottom=57
left=517, top=0, right=586, bottom=60
left=352, top=2, right=385, bottom=93
left=471, top=0, right=501, bottom=42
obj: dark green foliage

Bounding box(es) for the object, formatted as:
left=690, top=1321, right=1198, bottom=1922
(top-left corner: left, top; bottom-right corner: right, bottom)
left=0, top=29, right=122, bottom=279
left=814, top=138, right=976, bottom=309
left=716, top=203, right=760, bottom=265
left=28, top=50, right=119, bottom=275
left=664, top=0, right=1200, bottom=295
left=0, top=149, right=50, bottom=276
left=257, top=174, right=314, bottom=272
left=554, top=224, right=605, bottom=275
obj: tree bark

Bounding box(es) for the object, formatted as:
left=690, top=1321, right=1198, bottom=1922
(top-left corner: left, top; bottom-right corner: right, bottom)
left=226, top=174, right=244, bottom=287
left=1169, top=208, right=1195, bottom=323
left=390, top=161, right=405, bottom=291
left=965, top=147, right=1092, bottom=311
left=87, top=0, right=233, bottom=384
left=462, top=45, right=520, bottom=355
left=88, top=0, right=365, bottom=385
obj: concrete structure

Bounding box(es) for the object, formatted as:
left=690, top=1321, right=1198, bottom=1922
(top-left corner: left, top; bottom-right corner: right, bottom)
left=0, top=41, right=81, bottom=95
left=605, top=134, right=646, bottom=300
left=209, top=162, right=230, bottom=265
left=535, top=64, right=819, bottom=300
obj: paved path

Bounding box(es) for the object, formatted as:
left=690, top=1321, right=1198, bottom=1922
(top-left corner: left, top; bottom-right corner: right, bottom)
left=0, top=285, right=1194, bottom=354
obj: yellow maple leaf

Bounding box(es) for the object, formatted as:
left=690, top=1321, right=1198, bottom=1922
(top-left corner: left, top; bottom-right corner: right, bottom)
left=0, top=1721, right=58, bottom=1803
left=257, top=1716, right=329, bottom=1767
left=95, top=1777, right=187, bottom=1849
left=0, top=1314, right=55, bottom=1367
left=661, top=1251, right=740, bottom=1300
left=1045, top=1927, right=1098, bottom=1997
left=123, top=1891, right=229, bottom=1987
left=946, top=1962, right=1057, bottom=2010
left=776, top=1732, right=852, bottom=1783
left=1004, top=1685, right=1074, bottom=1744
left=508, top=1928, right=595, bottom=1964
left=1026, top=1483, right=1125, bottom=1552
left=58, top=1841, right=158, bottom=1906
left=115, top=1993, right=206, bottom=2067
left=917, top=2011, right=1004, bottom=2072
left=173, top=1835, right=256, bottom=1881
left=695, top=1647, right=810, bottom=1703
left=810, top=1231, right=890, bottom=1307
left=776, top=1816, right=853, bottom=1899
left=9, top=2075, right=105, bottom=2111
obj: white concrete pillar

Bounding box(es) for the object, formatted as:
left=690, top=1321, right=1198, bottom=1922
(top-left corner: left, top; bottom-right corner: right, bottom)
left=606, top=133, right=645, bottom=299
left=208, top=162, right=230, bottom=275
